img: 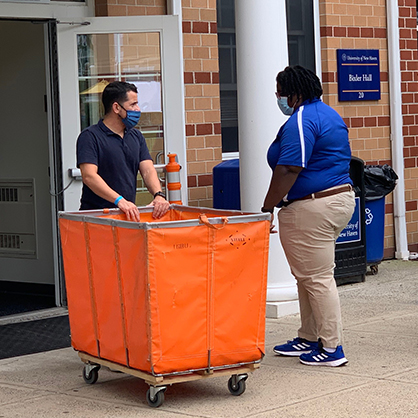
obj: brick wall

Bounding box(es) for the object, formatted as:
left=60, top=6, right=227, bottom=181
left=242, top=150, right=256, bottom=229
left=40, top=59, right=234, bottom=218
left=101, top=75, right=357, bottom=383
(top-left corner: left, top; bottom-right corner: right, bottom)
left=319, top=0, right=418, bottom=256
left=182, top=0, right=221, bottom=207
left=95, top=0, right=166, bottom=17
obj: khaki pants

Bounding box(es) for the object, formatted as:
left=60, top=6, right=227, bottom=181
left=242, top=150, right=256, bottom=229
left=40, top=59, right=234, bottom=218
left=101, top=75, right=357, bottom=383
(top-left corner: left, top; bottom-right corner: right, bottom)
left=278, top=188, right=355, bottom=348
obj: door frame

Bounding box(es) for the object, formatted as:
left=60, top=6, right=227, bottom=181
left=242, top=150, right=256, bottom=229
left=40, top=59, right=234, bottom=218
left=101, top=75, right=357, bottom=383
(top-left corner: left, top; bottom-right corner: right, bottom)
left=57, top=15, right=188, bottom=212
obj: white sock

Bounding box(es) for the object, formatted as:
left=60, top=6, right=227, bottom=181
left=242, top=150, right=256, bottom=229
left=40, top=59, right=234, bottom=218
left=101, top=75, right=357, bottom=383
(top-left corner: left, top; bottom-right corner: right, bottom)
left=323, top=347, right=336, bottom=353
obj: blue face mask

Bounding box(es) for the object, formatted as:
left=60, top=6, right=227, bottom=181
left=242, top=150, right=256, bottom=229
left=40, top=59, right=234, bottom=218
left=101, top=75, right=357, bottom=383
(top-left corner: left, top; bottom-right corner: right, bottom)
left=277, top=97, right=294, bottom=116
left=118, top=104, right=141, bottom=129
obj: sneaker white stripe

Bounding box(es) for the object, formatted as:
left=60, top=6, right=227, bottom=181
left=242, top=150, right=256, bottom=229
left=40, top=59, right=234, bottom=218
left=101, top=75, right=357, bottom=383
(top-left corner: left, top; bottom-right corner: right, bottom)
left=313, top=353, right=329, bottom=361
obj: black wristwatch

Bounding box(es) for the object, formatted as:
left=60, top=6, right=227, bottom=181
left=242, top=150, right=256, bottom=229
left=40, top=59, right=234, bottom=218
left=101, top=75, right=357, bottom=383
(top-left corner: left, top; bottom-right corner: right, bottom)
left=261, top=207, right=274, bottom=213
left=154, top=191, right=166, bottom=200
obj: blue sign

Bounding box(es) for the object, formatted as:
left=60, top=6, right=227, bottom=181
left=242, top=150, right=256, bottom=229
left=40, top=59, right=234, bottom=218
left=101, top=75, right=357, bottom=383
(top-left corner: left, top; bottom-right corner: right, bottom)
left=337, top=49, right=380, bottom=101
left=336, top=197, right=361, bottom=244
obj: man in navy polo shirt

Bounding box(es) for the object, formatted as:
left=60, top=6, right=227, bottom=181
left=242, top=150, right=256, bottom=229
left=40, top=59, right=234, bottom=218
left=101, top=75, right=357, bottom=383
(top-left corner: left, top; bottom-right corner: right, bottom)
left=77, top=81, right=169, bottom=221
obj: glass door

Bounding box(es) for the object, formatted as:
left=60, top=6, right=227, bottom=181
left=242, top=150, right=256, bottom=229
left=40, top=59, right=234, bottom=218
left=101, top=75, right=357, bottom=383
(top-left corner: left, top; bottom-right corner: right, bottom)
left=57, top=16, right=186, bottom=211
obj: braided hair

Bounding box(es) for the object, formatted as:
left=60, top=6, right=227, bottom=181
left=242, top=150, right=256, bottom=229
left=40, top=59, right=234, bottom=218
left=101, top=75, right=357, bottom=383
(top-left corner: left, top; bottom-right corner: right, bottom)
left=276, top=65, right=323, bottom=102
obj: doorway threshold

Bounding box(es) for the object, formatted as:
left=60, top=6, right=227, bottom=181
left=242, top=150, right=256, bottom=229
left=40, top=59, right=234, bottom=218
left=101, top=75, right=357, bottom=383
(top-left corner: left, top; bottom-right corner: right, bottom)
left=0, top=307, right=68, bottom=326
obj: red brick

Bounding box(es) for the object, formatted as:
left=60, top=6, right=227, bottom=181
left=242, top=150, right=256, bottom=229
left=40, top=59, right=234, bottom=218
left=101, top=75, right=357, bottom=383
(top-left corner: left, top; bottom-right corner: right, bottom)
left=409, top=125, right=418, bottom=135
left=380, top=72, right=388, bottom=82
left=404, top=157, right=416, bottom=168
left=374, top=28, right=386, bottom=38
left=403, top=93, right=414, bottom=103
left=343, top=117, right=350, bottom=127
left=408, top=104, right=418, bottom=113
left=404, top=115, right=415, bottom=125
left=196, top=123, right=213, bottom=135
left=214, top=123, right=221, bottom=134
left=409, top=146, right=418, bottom=156
left=407, top=62, right=418, bottom=71
left=347, top=27, right=360, bottom=37
left=379, top=159, right=392, bottom=166
left=406, top=201, right=418, bottom=211
left=407, top=83, right=418, bottom=92
left=210, top=22, right=217, bottom=33
left=212, top=72, right=219, bottom=84
left=404, top=136, right=415, bottom=146
left=361, top=28, right=373, bottom=37
left=385, top=203, right=394, bottom=215
left=350, top=117, right=364, bottom=128
left=186, top=124, right=195, bottom=136
left=320, top=26, right=332, bottom=37
left=184, top=72, right=194, bottom=84
left=399, top=7, right=411, bottom=17
left=401, top=72, right=413, bottom=81
left=364, top=117, right=377, bottom=127
left=400, top=28, right=412, bottom=39
left=322, top=72, right=335, bottom=82
left=195, top=72, right=211, bottom=83
left=188, top=175, right=197, bottom=188
left=197, top=174, right=213, bottom=187
left=182, top=21, right=191, bottom=33
left=334, top=27, right=346, bottom=37
left=404, top=158, right=417, bottom=168
left=193, top=22, right=209, bottom=33
left=377, top=116, right=390, bottom=126
left=406, top=18, right=417, bottom=28
left=401, top=50, right=412, bottom=60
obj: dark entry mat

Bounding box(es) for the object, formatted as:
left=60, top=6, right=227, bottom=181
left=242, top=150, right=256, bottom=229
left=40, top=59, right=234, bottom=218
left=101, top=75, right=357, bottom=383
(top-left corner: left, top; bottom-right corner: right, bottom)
left=0, top=316, right=71, bottom=360
left=0, top=292, right=55, bottom=317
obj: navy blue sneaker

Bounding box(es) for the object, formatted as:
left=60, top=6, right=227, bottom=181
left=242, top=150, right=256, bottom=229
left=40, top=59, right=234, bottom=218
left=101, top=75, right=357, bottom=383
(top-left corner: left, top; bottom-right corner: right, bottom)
left=273, top=337, right=319, bottom=357
left=299, top=345, right=348, bottom=367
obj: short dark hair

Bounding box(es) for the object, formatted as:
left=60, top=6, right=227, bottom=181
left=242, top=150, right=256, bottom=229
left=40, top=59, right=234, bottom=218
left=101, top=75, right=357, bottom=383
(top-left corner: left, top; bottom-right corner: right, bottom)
left=102, top=81, right=138, bottom=114
left=276, top=65, right=323, bottom=102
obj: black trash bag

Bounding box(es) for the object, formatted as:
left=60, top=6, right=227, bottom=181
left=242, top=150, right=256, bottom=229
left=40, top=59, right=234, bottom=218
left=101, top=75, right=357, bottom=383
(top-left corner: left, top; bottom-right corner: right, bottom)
left=364, top=164, right=398, bottom=201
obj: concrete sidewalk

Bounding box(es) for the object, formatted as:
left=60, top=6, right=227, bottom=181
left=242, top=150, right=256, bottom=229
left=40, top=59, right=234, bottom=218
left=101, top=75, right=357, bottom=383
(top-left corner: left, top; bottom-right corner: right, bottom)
left=0, top=259, right=417, bottom=417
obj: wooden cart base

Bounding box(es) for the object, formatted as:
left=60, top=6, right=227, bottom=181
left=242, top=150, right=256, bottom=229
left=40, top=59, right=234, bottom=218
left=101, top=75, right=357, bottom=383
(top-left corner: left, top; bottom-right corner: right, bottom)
left=78, top=352, right=260, bottom=407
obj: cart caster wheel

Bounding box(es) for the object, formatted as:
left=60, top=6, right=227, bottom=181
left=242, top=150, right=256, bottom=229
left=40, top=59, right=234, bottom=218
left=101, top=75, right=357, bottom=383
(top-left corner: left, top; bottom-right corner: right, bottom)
left=146, top=386, right=166, bottom=408
left=82, top=364, right=100, bottom=385
left=228, top=374, right=248, bottom=396
left=370, top=265, right=379, bottom=275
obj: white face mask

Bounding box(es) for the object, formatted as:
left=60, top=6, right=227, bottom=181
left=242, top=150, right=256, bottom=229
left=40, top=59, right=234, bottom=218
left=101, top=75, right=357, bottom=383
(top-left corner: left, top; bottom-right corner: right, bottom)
left=277, top=97, right=294, bottom=116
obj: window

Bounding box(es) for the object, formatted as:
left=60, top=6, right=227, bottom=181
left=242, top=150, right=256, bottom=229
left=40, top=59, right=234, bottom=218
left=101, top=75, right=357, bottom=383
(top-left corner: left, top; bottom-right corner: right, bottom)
left=286, top=0, right=316, bottom=72
left=216, top=0, right=238, bottom=153
left=217, top=0, right=316, bottom=153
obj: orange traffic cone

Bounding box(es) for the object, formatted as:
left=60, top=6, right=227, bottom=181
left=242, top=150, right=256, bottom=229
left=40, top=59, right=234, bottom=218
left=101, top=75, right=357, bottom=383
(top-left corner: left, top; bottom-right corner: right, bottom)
left=166, top=153, right=182, bottom=205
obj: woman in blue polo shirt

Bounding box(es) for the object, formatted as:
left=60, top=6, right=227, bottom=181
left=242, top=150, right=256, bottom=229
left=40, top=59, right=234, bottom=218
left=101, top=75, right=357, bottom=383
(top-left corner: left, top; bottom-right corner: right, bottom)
left=262, top=65, right=355, bottom=367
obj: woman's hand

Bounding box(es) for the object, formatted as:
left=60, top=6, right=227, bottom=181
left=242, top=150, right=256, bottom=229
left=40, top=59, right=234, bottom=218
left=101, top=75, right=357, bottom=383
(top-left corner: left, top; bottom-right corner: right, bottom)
left=269, top=212, right=278, bottom=234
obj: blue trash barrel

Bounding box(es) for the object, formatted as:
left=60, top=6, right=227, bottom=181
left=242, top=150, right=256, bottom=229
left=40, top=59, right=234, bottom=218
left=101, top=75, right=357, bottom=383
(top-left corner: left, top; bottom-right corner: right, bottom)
left=212, top=159, right=241, bottom=210
left=365, top=197, right=385, bottom=264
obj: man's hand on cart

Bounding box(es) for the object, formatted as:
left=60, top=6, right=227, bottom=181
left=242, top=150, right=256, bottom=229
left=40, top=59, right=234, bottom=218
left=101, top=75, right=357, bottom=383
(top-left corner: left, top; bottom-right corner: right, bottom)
left=117, top=198, right=141, bottom=222
left=149, top=194, right=170, bottom=219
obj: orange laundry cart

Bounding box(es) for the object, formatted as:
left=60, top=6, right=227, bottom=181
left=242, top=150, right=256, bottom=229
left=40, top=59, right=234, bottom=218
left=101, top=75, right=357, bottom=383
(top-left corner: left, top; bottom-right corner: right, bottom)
left=59, top=205, right=270, bottom=407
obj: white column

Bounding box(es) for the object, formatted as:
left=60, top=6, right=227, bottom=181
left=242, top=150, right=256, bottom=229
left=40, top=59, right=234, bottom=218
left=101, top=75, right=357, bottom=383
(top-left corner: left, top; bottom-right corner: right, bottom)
left=235, top=0, right=299, bottom=317
left=386, top=0, right=409, bottom=260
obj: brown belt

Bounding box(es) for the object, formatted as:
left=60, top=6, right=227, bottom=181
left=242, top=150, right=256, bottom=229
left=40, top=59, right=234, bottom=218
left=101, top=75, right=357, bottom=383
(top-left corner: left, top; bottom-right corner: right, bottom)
left=283, top=184, right=352, bottom=207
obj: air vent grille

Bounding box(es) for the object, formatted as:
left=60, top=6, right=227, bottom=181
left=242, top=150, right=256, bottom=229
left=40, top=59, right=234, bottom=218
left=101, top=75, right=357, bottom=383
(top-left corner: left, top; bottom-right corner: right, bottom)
left=0, top=234, right=21, bottom=249
left=0, top=187, right=18, bottom=202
